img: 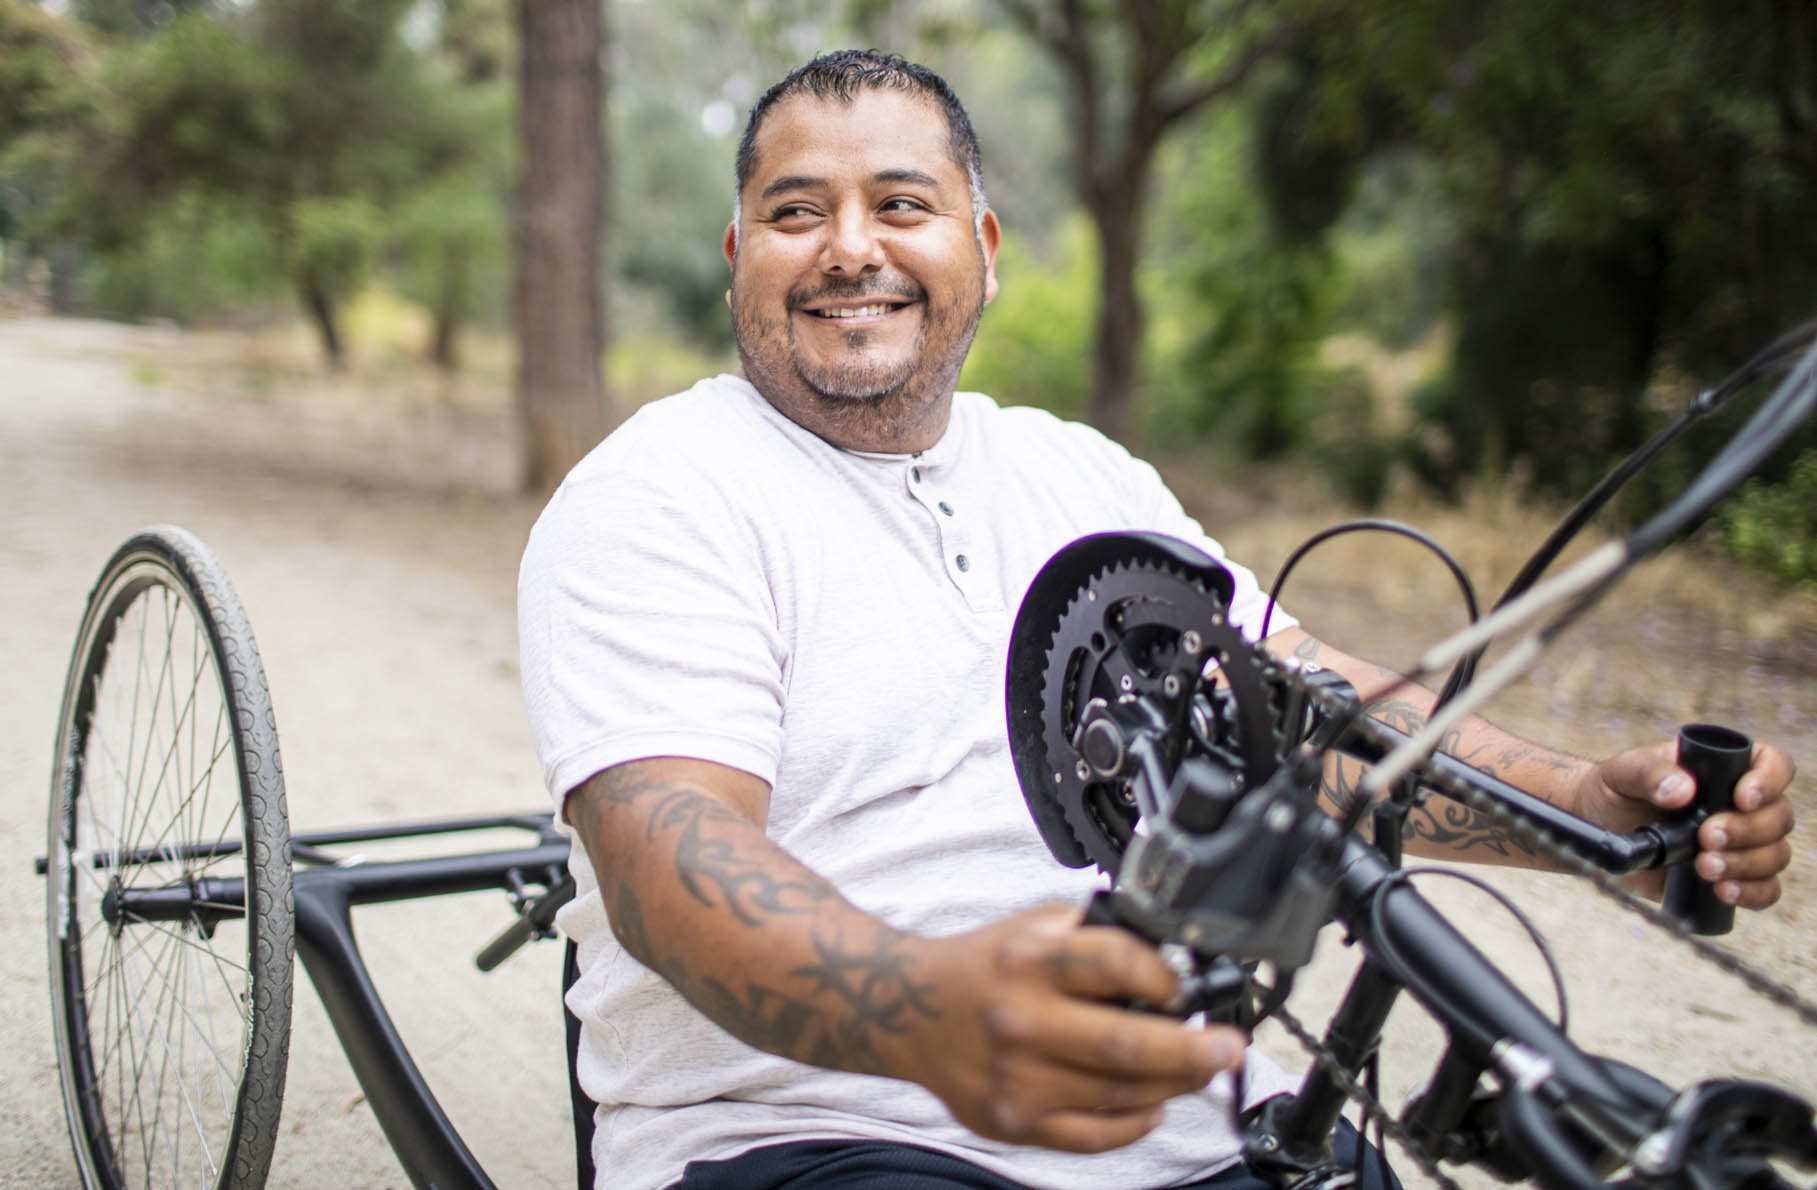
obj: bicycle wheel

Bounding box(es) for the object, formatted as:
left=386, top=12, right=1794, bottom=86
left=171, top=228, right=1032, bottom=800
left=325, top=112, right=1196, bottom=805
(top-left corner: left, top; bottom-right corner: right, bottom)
left=46, top=526, right=294, bottom=1190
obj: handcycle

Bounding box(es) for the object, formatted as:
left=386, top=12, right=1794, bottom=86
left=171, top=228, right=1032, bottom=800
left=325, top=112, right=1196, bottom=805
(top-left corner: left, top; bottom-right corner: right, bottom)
left=39, top=523, right=580, bottom=1189
left=35, top=317, right=1817, bottom=1189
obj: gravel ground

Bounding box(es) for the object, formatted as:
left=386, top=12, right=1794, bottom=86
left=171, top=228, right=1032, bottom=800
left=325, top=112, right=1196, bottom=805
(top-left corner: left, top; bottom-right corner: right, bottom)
left=2, top=317, right=1812, bottom=1189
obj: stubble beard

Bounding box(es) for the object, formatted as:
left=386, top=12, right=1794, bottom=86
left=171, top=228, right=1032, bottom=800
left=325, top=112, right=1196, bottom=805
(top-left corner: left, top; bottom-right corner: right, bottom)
left=732, top=278, right=987, bottom=450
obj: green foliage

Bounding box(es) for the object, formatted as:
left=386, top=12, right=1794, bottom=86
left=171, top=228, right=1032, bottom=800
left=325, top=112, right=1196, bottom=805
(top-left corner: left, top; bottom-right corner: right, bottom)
left=12, top=0, right=515, bottom=361
left=959, top=219, right=1096, bottom=419
left=0, top=1, right=92, bottom=146
left=1722, top=449, right=1817, bottom=589
left=1150, top=110, right=1334, bottom=453
left=79, top=190, right=280, bottom=320
left=606, top=94, right=735, bottom=350
left=0, top=1, right=100, bottom=278
left=393, top=169, right=509, bottom=330
left=1282, top=0, right=1817, bottom=507
left=1323, top=153, right=1450, bottom=352
left=289, top=195, right=380, bottom=303
left=77, top=12, right=288, bottom=239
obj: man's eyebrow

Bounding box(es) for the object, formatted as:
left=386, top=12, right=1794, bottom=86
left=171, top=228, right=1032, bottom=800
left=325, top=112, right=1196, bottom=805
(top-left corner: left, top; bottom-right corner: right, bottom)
left=759, top=174, right=824, bottom=201
left=873, top=168, right=943, bottom=189
left=758, top=168, right=948, bottom=202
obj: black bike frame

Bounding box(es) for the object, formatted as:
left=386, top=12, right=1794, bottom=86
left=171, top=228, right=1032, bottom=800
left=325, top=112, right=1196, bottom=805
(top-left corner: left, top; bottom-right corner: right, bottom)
left=109, top=813, right=572, bottom=1190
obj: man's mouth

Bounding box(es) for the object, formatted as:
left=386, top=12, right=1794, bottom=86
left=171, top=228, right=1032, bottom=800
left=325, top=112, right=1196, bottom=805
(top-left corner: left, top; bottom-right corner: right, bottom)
left=805, top=302, right=910, bottom=319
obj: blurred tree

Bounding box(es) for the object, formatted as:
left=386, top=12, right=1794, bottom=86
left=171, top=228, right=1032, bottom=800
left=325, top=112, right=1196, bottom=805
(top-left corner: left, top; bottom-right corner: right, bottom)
left=0, top=2, right=89, bottom=145
left=959, top=217, right=1098, bottom=419
left=399, top=3, right=514, bottom=371
left=514, top=0, right=608, bottom=493
left=0, top=1, right=97, bottom=307
left=1159, top=106, right=1341, bottom=459
left=68, top=0, right=219, bottom=37
left=996, top=0, right=1293, bottom=444
left=1262, top=0, right=1817, bottom=502
left=28, top=0, right=494, bottom=364
left=396, top=165, right=508, bottom=370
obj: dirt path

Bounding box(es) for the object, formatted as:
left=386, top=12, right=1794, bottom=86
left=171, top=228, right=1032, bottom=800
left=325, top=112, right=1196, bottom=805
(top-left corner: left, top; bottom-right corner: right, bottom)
left=2, top=318, right=1812, bottom=1188
left=1, top=319, right=570, bottom=1187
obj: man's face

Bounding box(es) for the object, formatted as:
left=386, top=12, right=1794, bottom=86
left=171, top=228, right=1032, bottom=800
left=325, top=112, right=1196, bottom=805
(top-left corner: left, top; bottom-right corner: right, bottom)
left=724, top=88, right=1000, bottom=453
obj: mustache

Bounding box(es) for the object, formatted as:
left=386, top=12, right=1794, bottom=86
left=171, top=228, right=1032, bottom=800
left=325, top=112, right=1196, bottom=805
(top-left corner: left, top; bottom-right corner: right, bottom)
left=788, top=277, right=924, bottom=309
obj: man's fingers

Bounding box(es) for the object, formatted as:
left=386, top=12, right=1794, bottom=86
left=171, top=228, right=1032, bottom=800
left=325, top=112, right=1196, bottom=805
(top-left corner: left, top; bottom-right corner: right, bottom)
left=1713, top=875, right=1783, bottom=910
left=1701, top=798, right=1796, bottom=853
left=1600, top=741, right=1681, bottom=805
left=998, top=923, right=1181, bottom=1007
left=1696, top=839, right=1794, bottom=885
left=1734, top=743, right=1796, bottom=812
left=981, top=1056, right=1217, bottom=1133
left=982, top=994, right=1244, bottom=1083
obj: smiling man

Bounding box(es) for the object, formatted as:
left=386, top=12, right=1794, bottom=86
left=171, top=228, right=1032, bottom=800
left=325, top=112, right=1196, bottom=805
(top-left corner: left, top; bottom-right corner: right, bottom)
left=723, top=74, right=1000, bottom=453
left=518, top=50, right=1795, bottom=1190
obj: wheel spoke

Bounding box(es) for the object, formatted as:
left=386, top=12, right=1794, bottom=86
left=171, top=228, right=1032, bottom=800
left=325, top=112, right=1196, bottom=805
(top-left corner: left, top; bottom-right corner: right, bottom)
left=110, top=919, right=240, bottom=1182
left=125, top=916, right=253, bottom=1006
left=50, top=536, right=292, bottom=1189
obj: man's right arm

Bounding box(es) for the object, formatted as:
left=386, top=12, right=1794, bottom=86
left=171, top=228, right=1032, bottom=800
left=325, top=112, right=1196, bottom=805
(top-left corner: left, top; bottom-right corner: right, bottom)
left=565, top=755, right=1247, bottom=1154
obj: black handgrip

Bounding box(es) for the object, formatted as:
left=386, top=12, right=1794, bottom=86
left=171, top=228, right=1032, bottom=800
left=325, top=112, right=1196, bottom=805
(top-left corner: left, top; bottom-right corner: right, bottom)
left=1662, top=723, right=1751, bottom=936
left=475, top=872, right=574, bottom=972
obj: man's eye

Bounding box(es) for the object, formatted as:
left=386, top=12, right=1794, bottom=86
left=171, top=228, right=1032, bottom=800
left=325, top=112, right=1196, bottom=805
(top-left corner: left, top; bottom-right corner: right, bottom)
left=879, top=198, right=928, bottom=215
left=768, top=204, right=819, bottom=223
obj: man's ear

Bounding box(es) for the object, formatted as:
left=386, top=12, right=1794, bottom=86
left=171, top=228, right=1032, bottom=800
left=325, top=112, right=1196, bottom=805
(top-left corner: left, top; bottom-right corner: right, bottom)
left=722, top=221, right=738, bottom=308
left=979, top=209, right=1002, bottom=305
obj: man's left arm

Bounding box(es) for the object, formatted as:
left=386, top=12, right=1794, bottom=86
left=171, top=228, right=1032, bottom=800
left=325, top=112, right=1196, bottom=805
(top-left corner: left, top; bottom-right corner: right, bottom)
left=1267, top=627, right=1797, bottom=909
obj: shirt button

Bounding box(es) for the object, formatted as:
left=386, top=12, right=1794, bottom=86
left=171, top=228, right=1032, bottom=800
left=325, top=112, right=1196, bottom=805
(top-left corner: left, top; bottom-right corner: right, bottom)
left=938, top=501, right=954, bottom=516
left=911, top=467, right=922, bottom=483
left=955, top=554, right=970, bottom=572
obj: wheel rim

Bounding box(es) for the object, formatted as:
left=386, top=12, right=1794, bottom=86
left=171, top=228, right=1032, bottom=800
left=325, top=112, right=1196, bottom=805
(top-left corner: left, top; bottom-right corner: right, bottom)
left=51, top=558, right=269, bottom=1190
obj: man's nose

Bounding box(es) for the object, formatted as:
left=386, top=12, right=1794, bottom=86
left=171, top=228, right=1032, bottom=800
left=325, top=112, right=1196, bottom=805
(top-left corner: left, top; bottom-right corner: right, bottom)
left=818, top=204, right=885, bottom=275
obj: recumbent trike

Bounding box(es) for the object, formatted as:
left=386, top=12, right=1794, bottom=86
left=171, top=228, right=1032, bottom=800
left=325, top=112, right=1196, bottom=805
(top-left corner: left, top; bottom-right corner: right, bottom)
left=37, top=319, right=1817, bottom=1189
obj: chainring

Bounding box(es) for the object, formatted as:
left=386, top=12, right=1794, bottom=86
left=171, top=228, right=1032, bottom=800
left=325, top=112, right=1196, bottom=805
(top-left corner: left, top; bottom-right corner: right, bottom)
left=1007, top=533, right=1289, bottom=875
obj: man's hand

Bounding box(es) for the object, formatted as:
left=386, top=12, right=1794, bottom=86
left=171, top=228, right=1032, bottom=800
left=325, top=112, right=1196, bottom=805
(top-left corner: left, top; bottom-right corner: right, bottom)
left=893, top=905, right=1246, bottom=1154
left=1569, top=740, right=1797, bottom=908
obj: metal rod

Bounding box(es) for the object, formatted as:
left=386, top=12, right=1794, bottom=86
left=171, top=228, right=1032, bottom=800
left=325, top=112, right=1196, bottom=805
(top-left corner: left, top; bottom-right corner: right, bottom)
left=1280, top=959, right=1403, bottom=1153
left=294, top=878, right=496, bottom=1190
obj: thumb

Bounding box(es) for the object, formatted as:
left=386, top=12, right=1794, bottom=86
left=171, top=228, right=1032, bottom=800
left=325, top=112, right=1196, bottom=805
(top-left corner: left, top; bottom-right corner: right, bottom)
left=1596, top=741, right=1688, bottom=807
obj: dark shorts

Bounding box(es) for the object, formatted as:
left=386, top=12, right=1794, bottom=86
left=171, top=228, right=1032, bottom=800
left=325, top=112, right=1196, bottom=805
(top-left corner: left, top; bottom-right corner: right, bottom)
left=674, top=1118, right=1401, bottom=1189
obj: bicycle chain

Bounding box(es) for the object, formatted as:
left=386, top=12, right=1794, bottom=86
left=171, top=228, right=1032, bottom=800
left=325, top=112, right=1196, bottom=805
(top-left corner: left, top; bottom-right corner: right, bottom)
left=1264, top=996, right=1466, bottom=1190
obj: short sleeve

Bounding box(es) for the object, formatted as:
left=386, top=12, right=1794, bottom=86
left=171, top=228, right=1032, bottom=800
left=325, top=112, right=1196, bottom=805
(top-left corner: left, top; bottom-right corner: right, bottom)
left=517, top=448, right=788, bottom=806
left=1062, top=425, right=1295, bottom=642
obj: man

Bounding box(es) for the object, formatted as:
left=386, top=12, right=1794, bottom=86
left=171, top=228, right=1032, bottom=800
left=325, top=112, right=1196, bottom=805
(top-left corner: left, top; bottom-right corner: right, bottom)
left=518, top=51, right=1796, bottom=1190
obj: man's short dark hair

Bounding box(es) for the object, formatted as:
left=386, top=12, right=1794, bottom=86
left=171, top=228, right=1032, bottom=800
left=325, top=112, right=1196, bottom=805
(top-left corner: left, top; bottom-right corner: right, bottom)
left=734, top=50, right=986, bottom=218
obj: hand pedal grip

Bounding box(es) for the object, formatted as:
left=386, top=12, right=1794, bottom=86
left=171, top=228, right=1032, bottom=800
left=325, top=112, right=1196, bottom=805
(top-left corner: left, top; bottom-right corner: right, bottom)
left=1663, top=723, right=1751, bottom=936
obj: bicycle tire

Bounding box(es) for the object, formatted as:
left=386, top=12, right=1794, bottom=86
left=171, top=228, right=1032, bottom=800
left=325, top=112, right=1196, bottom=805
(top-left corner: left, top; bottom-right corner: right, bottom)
left=46, top=526, right=294, bottom=1190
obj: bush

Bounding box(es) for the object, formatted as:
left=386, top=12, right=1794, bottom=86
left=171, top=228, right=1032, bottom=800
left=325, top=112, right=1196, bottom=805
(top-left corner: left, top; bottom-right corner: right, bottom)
left=79, top=191, right=281, bottom=322
left=958, top=219, right=1096, bottom=420
left=1721, top=448, right=1817, bottom=588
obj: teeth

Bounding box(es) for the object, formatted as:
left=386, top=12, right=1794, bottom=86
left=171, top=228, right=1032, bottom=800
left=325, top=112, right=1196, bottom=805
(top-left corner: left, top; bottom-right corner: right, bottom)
left=815, top=304, right=895, bottom=318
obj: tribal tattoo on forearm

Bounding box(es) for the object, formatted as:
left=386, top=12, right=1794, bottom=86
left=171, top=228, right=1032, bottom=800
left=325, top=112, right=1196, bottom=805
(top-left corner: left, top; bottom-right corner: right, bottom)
left=1291, top=635, right=1540, bottom=859
left=572, top=766, right=940, bottom=1072
left=586, top=769, right=836, bottom=923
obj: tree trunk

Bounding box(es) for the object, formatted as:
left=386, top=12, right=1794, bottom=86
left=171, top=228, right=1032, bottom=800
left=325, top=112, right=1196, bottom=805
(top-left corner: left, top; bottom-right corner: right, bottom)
left=514, top=0, right=608, bottom=495
left=300, top=274, right=346, bottom=369
left=431, top=247, right=467, bottom=372
left=3, top=239, right=32, bottom=289
left=48, top=241, right=80, bottom=315
left=1088, top=184, right=1144, bottom=445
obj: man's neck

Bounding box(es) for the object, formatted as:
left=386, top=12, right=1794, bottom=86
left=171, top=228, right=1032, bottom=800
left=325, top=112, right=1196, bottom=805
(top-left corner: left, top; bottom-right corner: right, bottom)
left=735, top=365, right=954, bottom=454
